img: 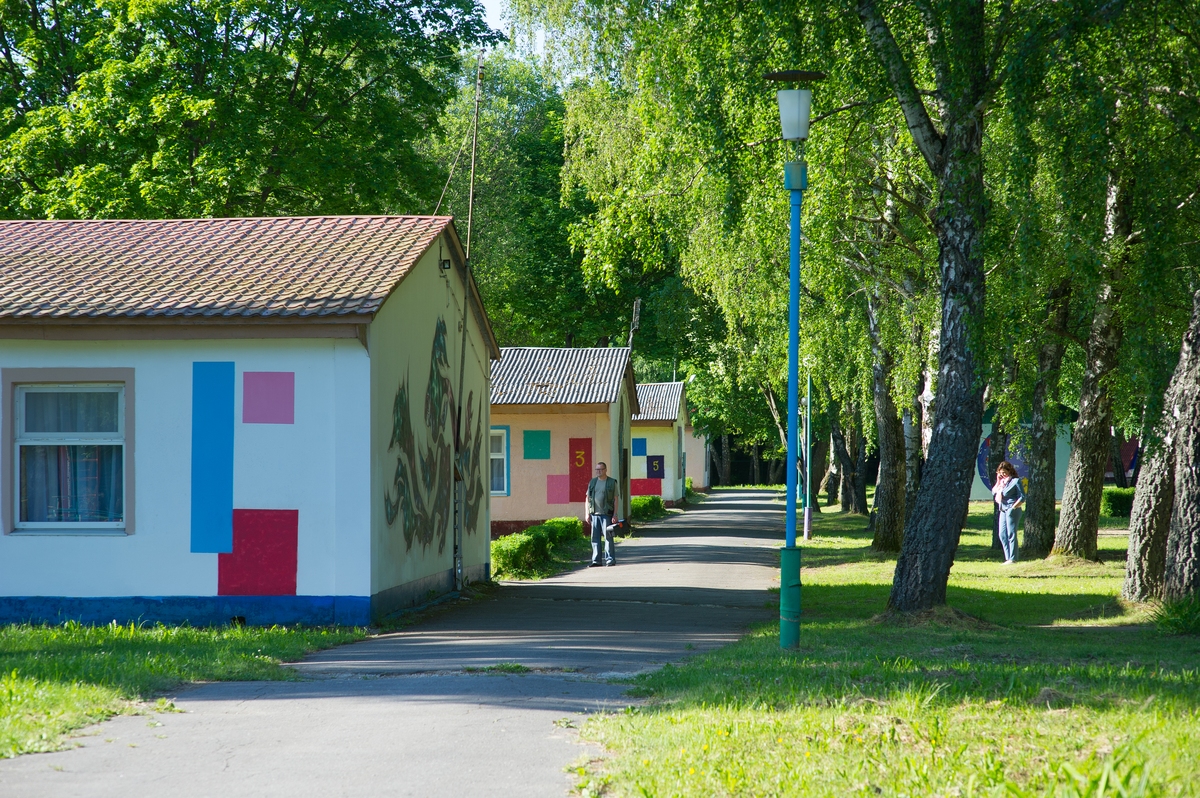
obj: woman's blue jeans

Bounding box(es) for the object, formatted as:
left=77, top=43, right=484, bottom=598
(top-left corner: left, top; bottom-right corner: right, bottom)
left=999, top=507, right=1021, bottom=562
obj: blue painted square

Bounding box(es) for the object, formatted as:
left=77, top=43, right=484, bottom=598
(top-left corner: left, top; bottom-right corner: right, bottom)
left=191, top=362, right=235, bottom=553
left=632, top=437, right=647, bottom=457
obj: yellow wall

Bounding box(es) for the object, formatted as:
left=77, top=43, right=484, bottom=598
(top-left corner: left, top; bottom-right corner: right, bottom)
left=630, top=425, right=684, bottom=501
left=491, top=374, right=633, bottom=524
left=368, top=233, right=492, bottom=610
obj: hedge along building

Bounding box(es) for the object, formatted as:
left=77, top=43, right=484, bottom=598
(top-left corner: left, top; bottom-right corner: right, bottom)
left=630, top=382, right=687, bottom=504
left=0, top=216, right=500, bottom=626
left=489, top=347, right=637, bottom=536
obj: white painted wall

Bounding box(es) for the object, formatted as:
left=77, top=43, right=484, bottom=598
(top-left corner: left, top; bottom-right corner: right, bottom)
left=0, top=337, right=371, bottom=598
left=684, top=426, right=709, bottom=489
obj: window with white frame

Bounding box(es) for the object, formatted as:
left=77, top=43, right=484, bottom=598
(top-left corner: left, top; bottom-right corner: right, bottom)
left=489, top=428, right=508, bottom=495
left=15, top=385, right=125, bottom=530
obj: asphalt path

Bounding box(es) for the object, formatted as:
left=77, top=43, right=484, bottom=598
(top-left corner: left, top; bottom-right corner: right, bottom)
left=0, top=490, right=781, bottom=798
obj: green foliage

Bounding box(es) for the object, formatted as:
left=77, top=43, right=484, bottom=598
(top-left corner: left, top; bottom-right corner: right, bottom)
left=491, top=529, right=550, bottom=576
left=432, top=52, right=717, bottom=364
left=542, top=516, right=585, bottom=545
left=0, top=0, right=497, bottom=218
left=490, top=517, right=587, bottom=578
left=0, top=621, right=364, bottom=757
left=1154, top=597, right=1200, bottom=636
left=630, top=495, right=666, bottom=520
left=1101, top=488, right=1137, bottom=519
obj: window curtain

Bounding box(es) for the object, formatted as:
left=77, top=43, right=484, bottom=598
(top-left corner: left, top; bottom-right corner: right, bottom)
left=19, top=445, right=123, bottom=522
left=24, top=392, right=119, bottom=433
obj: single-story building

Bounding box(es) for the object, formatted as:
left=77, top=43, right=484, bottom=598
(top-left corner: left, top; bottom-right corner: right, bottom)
left=0, top=215, right=499, bottom=626
left=489, top=347, right=637, bottom=536
left=684, top=424, right=710, bottom=491
left=630, top=382, right=687, bottom=504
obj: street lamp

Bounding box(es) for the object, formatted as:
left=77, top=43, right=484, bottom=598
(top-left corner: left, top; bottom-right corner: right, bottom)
left=766, top=68, right=824, bottom=650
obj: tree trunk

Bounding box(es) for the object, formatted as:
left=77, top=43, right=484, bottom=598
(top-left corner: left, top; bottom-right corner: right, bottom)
left=1164, top=289, right=1200, bottom=602
left=710, top=434, right=732, bottom=487
left=853, top=426, right=869, bottom=515
left=824, top=438, right=839, bottom=507
left=1110, top=428, right=1129, bottom=489
left=858, top=0, right=989, bottom=612
left=867, top=294, right=905, bottom=551
left=1024, top=283, right=1072, bottom=557
left=903, top=390, right=923, bottom=524
left=1124, top=435, right=1174, bottom=602
left=1054, top=172, right=1130, bottom=560
left=830, top=411, right=857, bottom=513
left=751, top=444, right=761, bottom=485
left=882, top=121, right=987, bottom=608
left=809, top=436, right=828, bottom=513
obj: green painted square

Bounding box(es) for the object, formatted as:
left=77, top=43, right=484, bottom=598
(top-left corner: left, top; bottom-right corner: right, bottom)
left=523, top=430, right=551, bottom=460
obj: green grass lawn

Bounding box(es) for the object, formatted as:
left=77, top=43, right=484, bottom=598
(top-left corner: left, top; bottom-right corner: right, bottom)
left=577, top=500, right=1200, bottom=797
left=0, top=621, right=365, bottom=758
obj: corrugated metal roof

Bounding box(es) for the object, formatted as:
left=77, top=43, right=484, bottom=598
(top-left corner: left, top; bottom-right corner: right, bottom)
left=633, top=382, right=685, bottom=422
left=0, top=215, right=453, bottom=320
left=492, top=347, right=632, bottom=405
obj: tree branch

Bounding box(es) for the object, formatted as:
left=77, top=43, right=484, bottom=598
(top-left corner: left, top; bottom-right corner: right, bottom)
left=857, top=0, right=945, bottom=174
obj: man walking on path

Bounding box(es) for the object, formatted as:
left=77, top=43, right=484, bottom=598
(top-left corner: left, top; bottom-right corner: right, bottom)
left=587, top=462, right=620, bottom=566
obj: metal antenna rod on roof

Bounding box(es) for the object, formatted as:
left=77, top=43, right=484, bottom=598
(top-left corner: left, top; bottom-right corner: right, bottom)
left=626, top=297, right=641, bottom=349
left=465, top=52, right=483, bottom=261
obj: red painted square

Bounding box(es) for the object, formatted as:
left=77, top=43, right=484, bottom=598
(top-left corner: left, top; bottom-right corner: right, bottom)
left=243, top=372, right=295, bottom=424
left=631, top=478, right=662, bottom=496
left=218, top=510, right=298, bottom=596
left=568, top=438, right=593, bottom=503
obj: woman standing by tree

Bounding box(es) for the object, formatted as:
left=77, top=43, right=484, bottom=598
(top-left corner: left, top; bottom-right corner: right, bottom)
left=992, top=462, right=1025, bottom=564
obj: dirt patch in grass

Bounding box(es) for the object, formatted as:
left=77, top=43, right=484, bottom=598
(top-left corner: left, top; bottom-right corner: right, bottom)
left=870, top=605, right=999, bottom=631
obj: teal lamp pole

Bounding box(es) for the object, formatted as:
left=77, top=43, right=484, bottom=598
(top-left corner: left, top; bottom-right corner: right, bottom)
left=766, top=69, right=824, bottom=650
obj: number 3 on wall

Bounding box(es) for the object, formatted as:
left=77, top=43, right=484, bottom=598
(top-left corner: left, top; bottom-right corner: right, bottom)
left=575, top=450, right=586, bottom=467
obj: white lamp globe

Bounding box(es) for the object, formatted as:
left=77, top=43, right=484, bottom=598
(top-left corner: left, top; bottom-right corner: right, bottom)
left=777, top=89, right=812, bottom=141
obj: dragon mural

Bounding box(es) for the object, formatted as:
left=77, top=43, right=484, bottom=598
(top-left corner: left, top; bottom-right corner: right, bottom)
left=384, top=317, right=484, bottom=552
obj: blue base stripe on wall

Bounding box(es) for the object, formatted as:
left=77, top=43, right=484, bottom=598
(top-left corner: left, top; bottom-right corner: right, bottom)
left=0, top=596, right=371, bottom=627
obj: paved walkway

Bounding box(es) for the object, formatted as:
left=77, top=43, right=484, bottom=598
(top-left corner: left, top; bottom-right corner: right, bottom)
left=0, top=491, right=781, bottom=798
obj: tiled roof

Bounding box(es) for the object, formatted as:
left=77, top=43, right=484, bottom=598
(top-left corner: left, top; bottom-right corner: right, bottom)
left=492, top=347, right=633, bottom=406
left=633, top=382, right=685, bottom=422
left=0, top=215, right=453, bottom=320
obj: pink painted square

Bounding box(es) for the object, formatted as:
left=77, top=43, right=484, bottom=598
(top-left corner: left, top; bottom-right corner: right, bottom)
left=243, top=372, right=295, bottom=424
left=546, top=474, right=571, bottom=504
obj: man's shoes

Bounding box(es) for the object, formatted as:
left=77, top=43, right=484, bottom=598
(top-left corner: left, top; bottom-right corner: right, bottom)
left=588, top=561, right=602, bottom=568
left=604, top=559, right=615, bottom=567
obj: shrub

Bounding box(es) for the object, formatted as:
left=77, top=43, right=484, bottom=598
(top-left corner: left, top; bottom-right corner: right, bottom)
left=631, top=495, right=666, bottom=520
left=491, top=517, right=585, bottom=577
left=1154, top=596, right=1200, bottom=635
left=1101, top=487, right=1136, bottom=517
left=490, top=531, right=545, bottom=577
left=542, top=516, right=584, bottom=545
